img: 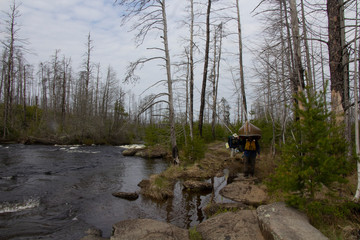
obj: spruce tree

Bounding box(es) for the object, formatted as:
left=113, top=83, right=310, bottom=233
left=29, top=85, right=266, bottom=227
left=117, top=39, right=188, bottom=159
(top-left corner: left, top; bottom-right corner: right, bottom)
left=269, top=87, right=349, bottom=202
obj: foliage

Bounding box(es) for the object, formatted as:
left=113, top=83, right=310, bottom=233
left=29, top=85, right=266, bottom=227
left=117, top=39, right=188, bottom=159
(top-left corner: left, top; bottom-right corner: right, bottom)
left=286, top=197, right=360, bottom=238
left=201, top=123, right=229, bottom=143
left=182, top=134, right=206, bottom=165
left=144, top=123, right=169, bottom=146
left=268, top=87, right=350, bottom=200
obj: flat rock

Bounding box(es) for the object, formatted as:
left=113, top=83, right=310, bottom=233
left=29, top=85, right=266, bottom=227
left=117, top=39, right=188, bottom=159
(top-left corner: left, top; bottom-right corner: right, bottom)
left=183, top=180, right=213, bottom=192
left=257, top=202, right=329, bottom=240
left=196, top=210, right=264, bottom=240
left=112, top=192, right=139, bottom=200
left=110, top=218, right=189, bottom=240
left=219, top=181, right=267, bottom=206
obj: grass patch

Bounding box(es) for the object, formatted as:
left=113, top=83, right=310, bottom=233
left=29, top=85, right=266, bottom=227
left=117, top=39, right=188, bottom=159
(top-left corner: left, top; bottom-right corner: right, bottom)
left=189, top=226, right=202, bottom=240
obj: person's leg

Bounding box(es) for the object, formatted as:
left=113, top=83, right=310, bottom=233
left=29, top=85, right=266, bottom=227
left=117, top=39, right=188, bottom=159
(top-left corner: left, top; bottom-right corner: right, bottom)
left=249, top=154, right=256, bottom=176
left=244, top=155, right=250, bottom=177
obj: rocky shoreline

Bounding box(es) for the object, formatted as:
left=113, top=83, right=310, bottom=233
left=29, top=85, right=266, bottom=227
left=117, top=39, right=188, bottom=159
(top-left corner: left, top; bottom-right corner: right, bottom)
left=80, top=173, right=329, bottom=240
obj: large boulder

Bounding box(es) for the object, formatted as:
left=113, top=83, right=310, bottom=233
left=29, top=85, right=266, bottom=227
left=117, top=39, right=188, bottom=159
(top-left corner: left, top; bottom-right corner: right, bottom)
left=219, top=180, right=267, bottom=206
left=110, top=219, right=189, bottom=240
left=256, top=202, right=328, bottom=240
left=196, top=211, right=264, bottom=240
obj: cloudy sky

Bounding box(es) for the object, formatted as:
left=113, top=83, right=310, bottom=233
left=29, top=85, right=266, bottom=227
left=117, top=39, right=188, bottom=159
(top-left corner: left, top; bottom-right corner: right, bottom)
left=0, top=0, right=262, bottom=114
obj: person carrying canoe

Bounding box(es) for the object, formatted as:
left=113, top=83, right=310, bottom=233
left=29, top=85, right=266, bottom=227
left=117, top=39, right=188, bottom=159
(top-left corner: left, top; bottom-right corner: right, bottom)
left=241, top=136, right=260, bottom=177
left=238, top=121, right=261, bottom=177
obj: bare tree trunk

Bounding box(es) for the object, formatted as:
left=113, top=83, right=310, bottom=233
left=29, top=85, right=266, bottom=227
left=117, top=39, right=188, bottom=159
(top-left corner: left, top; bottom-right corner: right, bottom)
left=353, top=0, right=360, bottom=202
left=3, top=2, right=17, bottom=138
left=280, top=0, right=287, bottom=144
left=320, top=31, right=328, bottom=111
left=160, top=0, right=179, bottom=164
left=327, top=0, right=345, bottom=122
left=189, top=0, right=194, bottom=140
left=300, top=0, right=313, bottom=91
left=236, top=0, right=247, bottom=121
left=84, top=32, right=93, bottom=117
left=282, top=0, right=296, bottom=97
left=199, top=0, right=212, bottom=137
left=95, top=63, right=100, bottom=116
left=289, top=0, right=304, bottom=92
left=23, top=65, right=26, bottom=127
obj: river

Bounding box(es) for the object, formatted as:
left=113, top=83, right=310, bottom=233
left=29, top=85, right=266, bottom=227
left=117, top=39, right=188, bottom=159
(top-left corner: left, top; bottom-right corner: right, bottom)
left=0, top=144, right=229, bottom=240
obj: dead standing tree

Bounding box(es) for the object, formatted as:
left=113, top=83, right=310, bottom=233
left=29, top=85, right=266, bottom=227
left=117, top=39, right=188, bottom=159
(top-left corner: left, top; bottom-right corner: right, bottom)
left=198, top=0, right=212, bottom=137
left=115, top=0, right=179, bottom=164
left=1, top=1, right=21, bottom=138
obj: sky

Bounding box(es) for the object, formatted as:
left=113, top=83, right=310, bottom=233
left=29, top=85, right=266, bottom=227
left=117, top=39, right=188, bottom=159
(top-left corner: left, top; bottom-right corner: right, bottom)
left=0, top=0, right=262, bottom=117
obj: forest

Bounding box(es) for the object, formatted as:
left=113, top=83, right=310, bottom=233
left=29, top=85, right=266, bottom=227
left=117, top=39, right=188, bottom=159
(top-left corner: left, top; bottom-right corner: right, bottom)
left=1, top=0, right=360, bottom=225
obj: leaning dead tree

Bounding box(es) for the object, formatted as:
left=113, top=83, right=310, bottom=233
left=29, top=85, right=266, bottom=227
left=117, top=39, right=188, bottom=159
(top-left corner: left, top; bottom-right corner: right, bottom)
left=115, top=0, right=179, bottom=164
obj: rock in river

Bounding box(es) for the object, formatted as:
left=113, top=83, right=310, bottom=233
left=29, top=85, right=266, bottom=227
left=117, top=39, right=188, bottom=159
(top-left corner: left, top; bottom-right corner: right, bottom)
left=111, top=218, right=189, bottom=240
left=112, top=192, right=139, bottom=201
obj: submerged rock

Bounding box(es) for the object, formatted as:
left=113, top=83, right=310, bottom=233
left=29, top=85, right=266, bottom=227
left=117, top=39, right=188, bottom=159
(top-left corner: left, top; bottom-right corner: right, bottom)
left=112, top=192, right=139, bottom=201
left=257, top=202, right=329, bottom=240
left=80, top=228, right=108, bottom=240
left=196, top=211, right=264, bottom=240
left=111, top=218, right=189, bottom=240
left=183, top=180, right=212, bottom=192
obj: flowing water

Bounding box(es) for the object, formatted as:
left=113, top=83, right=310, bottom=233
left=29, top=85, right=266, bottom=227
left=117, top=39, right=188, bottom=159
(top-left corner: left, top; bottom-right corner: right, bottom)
left=0, top=144, right=230, bottom=240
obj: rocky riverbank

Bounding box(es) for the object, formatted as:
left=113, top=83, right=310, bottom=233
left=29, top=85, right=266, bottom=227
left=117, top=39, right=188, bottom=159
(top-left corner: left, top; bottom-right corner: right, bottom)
left=79, top=142, right=355, bottom=240
left=80, top=174, right=329, bottom=240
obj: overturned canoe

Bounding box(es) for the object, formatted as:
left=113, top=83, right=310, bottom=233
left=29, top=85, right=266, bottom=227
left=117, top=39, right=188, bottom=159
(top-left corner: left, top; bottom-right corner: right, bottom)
left=238, top=121, right=261, bottom=137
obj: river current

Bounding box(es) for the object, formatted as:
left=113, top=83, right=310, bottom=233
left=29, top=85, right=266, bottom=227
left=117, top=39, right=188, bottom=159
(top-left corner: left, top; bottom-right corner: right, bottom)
left=0, top=144, right=229, bottom=240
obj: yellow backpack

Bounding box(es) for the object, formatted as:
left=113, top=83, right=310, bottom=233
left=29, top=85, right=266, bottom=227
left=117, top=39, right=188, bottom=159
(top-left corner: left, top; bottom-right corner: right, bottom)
left=244, top=139, right=256, bottom=151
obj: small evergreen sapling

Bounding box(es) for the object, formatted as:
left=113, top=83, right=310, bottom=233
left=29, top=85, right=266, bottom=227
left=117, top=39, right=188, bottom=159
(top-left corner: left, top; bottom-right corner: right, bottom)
left=269, top=87, right=349, bottom=201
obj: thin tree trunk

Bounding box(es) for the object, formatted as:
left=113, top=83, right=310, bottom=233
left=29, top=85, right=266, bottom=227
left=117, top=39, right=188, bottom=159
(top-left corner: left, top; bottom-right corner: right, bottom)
left=189, top=0, right=194, bottom=140
left=280, top=0, right=287, bottom=144
left=23, top=65, right=26, bottom=127
left=199, top=0, right=212, bottom=137
left=211, top=25, right=218, bottom=139
left=300, top=0, right=313, bottom=91
left=353, top=0, right=360, bottom=202
left=236, top=0, right=247, bottom=121
left=161, top=0, right=179, bottom=164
